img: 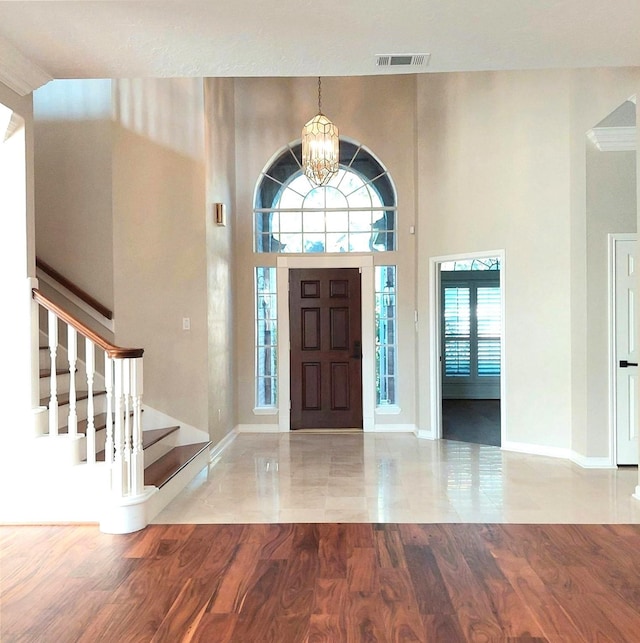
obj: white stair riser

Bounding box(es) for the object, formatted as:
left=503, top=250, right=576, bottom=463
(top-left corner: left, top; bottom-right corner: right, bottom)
left=143, top=433, right=178, bottom=467
left=52, top=395, right=107, bottom=430
left=39, top=347, right=50, bottom=370
left=40, top=372, right=71, bottom=398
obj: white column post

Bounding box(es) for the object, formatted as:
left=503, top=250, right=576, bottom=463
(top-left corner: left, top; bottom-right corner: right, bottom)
left=47, top=310, right=59, bottom=436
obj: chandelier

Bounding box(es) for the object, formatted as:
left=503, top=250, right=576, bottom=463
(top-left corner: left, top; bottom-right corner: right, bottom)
left=301, top=77, right=339, bottom=186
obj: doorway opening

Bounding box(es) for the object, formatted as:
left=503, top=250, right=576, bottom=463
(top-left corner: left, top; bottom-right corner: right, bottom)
left=431, top=252, right=505, bottom=446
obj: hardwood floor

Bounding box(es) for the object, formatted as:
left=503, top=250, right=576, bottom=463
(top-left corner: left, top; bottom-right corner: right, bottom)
left=2, top=523, right=640, bottom=642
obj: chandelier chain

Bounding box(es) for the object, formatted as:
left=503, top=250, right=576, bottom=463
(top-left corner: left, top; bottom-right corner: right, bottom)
left=318, top=76, right=322, bottom=114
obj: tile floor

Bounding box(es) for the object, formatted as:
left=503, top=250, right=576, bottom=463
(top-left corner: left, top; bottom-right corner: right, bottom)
left=152, top=433, right=640, bottom=524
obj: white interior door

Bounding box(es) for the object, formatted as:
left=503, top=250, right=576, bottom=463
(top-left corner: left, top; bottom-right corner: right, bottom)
left=615, top=237, right=638, bottom=465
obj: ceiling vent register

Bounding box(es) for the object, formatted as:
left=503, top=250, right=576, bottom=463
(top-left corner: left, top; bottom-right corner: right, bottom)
left=376, top=53, right=430, bottom=67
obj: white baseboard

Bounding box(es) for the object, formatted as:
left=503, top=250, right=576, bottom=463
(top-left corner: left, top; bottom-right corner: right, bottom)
left=210, top=429, right=237, bottom=461
left=235, top=423, right=283, bottom=433
left=503, top=441, right=617, bottom=469
left=415, top=428, right=436, bottom=440
left=369, top=423, right=416, bottom=433
left=569, top=452, right=616, bottom=469
left=501, top=440, right=573, bottom=461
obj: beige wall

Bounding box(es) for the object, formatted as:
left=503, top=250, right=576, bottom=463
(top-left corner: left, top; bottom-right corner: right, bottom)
left=204, top=78, right=237, bottom=443
left=417, top=70, right=573, bottom=448
left=112, top=79, right=209, bottom=431
left=416, top=68, right=640, bottom=458
left=567, top=69, right=640, bottom=459
left=33, top=78, right=213, bottom=433
left=232, top=76, right=417, bottom=427
left=33, top=80, right=114, bottom=312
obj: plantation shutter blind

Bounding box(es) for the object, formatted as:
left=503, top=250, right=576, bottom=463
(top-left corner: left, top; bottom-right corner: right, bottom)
left=477, top=286, right=501, bottom=376
left=443, top=287, right=471, bottom=376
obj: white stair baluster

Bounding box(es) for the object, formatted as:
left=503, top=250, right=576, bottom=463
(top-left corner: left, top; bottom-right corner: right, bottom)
left=85, top=339, right=96, bottom=464
left=67, top=326, right=78, bottom=438
left=47, top=311, right=59, bottom=437
left=130, top=358, right=144, bottom=495
left=104, top=356, right=114, bottom=465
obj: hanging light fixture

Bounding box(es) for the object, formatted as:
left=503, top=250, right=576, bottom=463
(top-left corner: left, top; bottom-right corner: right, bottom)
left=301, top=77, right=339, bottom=186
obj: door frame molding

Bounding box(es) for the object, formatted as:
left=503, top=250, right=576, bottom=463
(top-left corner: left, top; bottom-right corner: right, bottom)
left=276, top=255, right=375, bottom=432
left=608, top=233, right=637, bottom=467
left=429, top=249, right=506, bottom=443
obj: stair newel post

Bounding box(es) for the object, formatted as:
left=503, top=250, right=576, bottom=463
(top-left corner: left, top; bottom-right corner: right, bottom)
left=104, top=355, right=114, bottom=466
left=67, top=325, right=78, bottom=438
left=47, top=310, right=59, bottom=437
left=85, top=339, right=96, bottom=464
left=131, top=358, right=144, bottom=496
left=112, top=358, right=126, bottom=498
left=122, top=358, right=132, bottom=495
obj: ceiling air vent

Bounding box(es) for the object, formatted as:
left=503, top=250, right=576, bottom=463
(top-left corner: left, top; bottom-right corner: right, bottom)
left=376, top=53, right=431, bottom=67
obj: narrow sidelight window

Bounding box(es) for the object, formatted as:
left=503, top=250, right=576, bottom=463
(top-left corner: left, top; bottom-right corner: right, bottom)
left=255, top=267, right=277, bottom=407
left=375, top=266, right=397, bottom=406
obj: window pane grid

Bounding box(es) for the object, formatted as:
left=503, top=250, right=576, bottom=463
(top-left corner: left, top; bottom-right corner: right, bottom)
left=255, top=267, right=277, bottom=407
left=255, top=148, right=397, bottom=253
left=375, top=266, right=398, bottom=406
left=442, top=277, right=501, bottom=381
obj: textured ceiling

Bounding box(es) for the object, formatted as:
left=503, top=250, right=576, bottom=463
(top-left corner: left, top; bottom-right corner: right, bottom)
left=0, top=1, right=639, bottom=80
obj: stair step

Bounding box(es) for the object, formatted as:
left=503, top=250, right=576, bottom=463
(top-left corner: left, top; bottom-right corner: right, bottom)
left=143, top=426, right=180, bottom=449
left=39, top=368, right=68, bottom=379
left=144, top=443, right=210, bottom=488
left=94, top=425, right=180, bottom=461
left=58, top=413, right=107, bottom=435
left=40, top=390, right=106, bottom=407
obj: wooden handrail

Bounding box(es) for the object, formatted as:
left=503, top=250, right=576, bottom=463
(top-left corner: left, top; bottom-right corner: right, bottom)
left=36, top=257, right=113, bottom=320
left=33, top=289, right=143, bottom=359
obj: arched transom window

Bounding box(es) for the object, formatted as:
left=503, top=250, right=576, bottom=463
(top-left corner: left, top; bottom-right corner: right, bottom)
left=254, top=139, right=397, bottom=253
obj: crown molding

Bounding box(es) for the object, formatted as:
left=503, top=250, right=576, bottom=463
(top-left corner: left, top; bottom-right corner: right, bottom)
left=587, top=126, right=636, bottom=152
left=0, top=36, right=52, bottom=96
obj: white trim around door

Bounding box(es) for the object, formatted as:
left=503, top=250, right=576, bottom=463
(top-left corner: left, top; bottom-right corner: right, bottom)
left=429, top=249, right=507, bottom=444
left=277, top=255, right=375, bottom=432
left=609, top=233, right=638, bottom=467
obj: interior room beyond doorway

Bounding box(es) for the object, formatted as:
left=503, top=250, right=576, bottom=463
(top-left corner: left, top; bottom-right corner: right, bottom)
left=438, top=254, right=503, bottom=447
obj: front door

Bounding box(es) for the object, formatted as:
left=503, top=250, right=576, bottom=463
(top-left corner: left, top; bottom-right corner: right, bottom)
left=289, top=268, right=362, bottom=429
left=615, top=237, right=638, bottom=465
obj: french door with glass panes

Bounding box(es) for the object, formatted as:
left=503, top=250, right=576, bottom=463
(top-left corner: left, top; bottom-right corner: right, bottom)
left=441, top=272, right=501, bottom=399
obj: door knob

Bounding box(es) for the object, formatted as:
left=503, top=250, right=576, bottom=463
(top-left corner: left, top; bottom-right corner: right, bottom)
left=351, top=340, right=362, bottom=359
left=619, top=360, right=638, bottom=368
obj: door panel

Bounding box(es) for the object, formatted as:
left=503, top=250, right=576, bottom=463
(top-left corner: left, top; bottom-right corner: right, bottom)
left=290, top=268, right=362, bottom=429
left=615, top=238, right=638, bottom=465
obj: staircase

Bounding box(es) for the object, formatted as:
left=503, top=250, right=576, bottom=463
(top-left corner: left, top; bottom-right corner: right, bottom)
left=32, top=288, right=211, bottom=533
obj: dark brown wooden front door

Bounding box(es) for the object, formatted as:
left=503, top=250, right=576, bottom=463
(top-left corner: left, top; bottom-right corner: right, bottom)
left=290, top=268, right=362, bottom=430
